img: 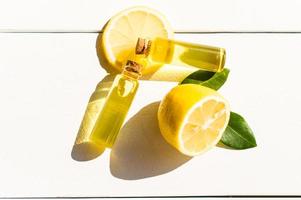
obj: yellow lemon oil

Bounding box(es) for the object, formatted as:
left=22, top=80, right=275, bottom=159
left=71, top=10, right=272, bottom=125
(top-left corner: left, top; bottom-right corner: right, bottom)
left=136, top=37, right=226, bottom=72
left=91, top=60, right=142, bottom=148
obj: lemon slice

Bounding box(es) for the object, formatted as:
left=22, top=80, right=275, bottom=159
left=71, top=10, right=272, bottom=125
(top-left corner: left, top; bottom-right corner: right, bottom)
left=158, top=84, right=230, bottom=156
left=101, top=6, right=173, bottom=74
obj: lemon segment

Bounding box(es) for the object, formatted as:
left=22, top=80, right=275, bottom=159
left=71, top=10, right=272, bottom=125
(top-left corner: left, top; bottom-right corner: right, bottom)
left=101, top=6, right=173, bottom=74
left=158, top=84, right=230, bottom=156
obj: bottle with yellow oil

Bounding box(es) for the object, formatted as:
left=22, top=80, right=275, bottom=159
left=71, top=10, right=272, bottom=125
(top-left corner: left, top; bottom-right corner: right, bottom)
left=136, top=37, right=226, bottom=72
left=91, top=60, right=142, bottom=148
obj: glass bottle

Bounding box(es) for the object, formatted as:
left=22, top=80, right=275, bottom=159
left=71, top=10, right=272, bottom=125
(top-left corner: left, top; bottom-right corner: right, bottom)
left=91, top=60, right=142, bottom=148
left=136, top=37, right=226, bottom=72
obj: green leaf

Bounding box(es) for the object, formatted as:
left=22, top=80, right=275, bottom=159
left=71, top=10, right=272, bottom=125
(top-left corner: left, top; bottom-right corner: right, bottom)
left=181, top=68, right=230, bottom=90
left=221, top=112, right=257, bottom=149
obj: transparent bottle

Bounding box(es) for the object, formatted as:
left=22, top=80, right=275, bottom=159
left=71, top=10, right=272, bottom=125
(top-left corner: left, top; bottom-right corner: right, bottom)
left=136, top=37, right=226, bottom=72
left=91, top=60, right=142, bottom=148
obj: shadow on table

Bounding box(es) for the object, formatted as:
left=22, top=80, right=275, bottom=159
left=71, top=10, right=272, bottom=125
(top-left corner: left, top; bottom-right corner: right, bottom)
left=71, top=74, right=115, bottom=161
left=71, top=22, right=113, bottom=162
left=71, top=142, right=105, bottom=162
left=110, top=102, right=191, bottom=180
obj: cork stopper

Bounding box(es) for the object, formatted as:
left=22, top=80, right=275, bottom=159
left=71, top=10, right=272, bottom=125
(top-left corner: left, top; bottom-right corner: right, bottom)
left=135, top=38, right=152, bottom=55
left=124, top=60, right=142, bottom=77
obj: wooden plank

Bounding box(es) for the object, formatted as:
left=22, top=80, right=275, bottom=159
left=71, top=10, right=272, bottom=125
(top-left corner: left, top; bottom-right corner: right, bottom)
left=1, top=0, right=301, bottom=32
left=0, top=33, right=301, bottom=197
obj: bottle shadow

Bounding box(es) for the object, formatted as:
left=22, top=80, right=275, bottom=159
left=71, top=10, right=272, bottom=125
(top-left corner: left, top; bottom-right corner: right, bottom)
left=71, top=74, right=115, bottom=161
left=71, top=22, right=119, bottom=162
left=110, top=102, right=191, bottom=180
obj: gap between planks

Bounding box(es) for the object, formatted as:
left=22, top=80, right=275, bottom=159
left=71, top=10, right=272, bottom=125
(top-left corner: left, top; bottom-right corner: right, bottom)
left=2, top=31, right=301, bottom=34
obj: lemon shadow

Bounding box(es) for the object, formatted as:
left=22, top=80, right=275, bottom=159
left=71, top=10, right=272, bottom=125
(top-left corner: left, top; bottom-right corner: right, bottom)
left=71, top=74, right=115, bottom=161
left=110, top=102, right=191, bottom=180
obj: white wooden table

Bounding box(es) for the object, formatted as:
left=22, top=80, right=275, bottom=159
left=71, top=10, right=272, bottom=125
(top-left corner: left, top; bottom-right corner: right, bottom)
left=1, top=0, right=301, bottom=198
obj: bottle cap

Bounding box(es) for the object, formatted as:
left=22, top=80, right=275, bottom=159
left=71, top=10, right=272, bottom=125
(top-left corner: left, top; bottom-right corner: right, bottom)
left=124, top=60, right=142, bottom=77
left=135, top=38, right=151, bottom=55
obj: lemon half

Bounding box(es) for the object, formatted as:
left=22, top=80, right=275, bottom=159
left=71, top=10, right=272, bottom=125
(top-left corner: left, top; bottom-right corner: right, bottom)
left=101, top=6, right=173, bottom=74
left=158, top=84, right=230, bottom=156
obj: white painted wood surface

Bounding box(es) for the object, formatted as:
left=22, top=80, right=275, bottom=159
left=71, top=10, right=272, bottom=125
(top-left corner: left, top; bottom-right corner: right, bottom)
left=1, top=0, right=301, bottom=32
left=1, top=0, right=301, bottom=197
left=0, top=33, right=301, bottom=197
